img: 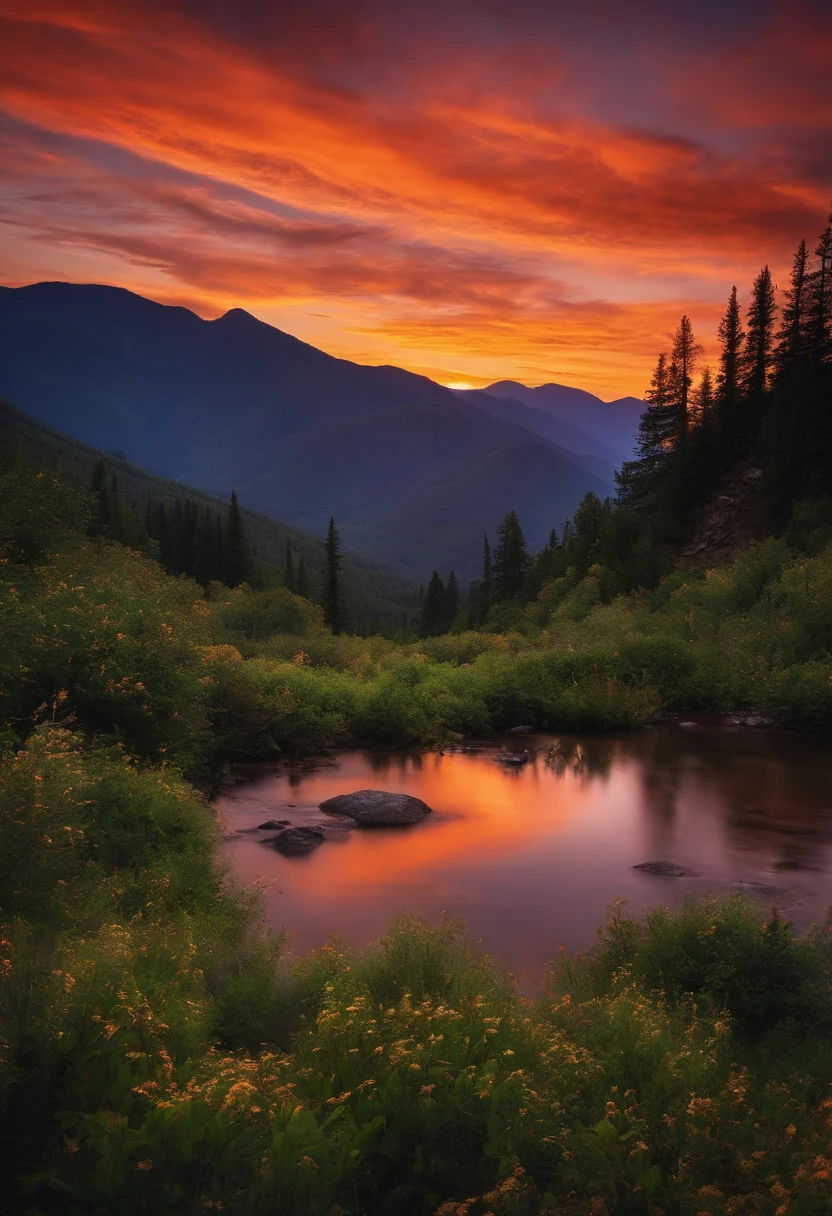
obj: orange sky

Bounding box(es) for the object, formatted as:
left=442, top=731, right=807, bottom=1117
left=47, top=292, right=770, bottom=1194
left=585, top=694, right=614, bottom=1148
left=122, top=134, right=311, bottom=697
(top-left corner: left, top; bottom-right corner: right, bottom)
left=1, top=0, right=830, bottom=398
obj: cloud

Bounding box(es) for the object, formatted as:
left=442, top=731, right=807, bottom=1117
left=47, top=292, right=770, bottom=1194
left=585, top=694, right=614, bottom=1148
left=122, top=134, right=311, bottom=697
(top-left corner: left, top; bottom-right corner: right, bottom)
left=0, top=0, right=830, bottom=397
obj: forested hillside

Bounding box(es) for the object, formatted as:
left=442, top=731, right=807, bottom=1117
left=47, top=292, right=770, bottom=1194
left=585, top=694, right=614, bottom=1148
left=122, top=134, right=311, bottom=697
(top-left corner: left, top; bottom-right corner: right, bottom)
left=0, top=398, right=419, bottom=632
left=0, top=284, right=619, bottom=577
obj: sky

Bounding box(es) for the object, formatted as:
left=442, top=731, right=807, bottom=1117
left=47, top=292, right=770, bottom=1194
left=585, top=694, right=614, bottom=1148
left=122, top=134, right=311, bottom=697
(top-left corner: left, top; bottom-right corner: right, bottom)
left=1, top=0, right=831, bottom=399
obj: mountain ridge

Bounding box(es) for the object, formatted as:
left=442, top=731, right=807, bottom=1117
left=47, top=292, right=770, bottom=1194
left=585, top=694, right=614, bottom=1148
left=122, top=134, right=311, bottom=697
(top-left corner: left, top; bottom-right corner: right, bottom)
left=0, top=282, right=639, bottom=579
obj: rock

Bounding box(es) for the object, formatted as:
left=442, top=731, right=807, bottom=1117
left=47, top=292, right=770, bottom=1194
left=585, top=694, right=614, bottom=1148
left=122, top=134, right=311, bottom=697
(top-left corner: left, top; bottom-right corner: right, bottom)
left=257, top=819, right=291, bottom=829
left=499, top=750, right=531, bottom=766
left=320, top=789, right=432, bottom=826
left=509, top=725, right=534, bottom=734
left=634, top=860, right=695, bottom=877
left=678, top=721, right=698, bottom=729
left=270, top=827, right=325, bottom=855
left=727, top=713, right=774, bottom=728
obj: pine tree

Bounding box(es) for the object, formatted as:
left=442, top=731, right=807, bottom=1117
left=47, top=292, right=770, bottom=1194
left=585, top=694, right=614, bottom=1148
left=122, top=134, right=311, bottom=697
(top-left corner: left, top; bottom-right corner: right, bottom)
left=615, top=353, right=677, bottom=511
left=694, top=367, right=714, bottom=424
left=669, top=315, right=702, bottom=444
left=193, top=507, right=220, bottom=586
left=419, top=570, right=447, bottom=637
left=322, top=516, right=345, bottom=633
left=716, top=286, right=745, bottom=413
left=223, top=491, right=253, bottom=588
left=470, top=533, right=493, bottom=626
left=493, top=510, right=529, bottom=601
left=807, top=210, right=832, bottom=367
left=284, top=540, right=295, bottom=592
left=775, top=240, right=811, bottom=376
left=740, top=265, right=778, bottom=399
left=444, top=570, right=460, bottom=629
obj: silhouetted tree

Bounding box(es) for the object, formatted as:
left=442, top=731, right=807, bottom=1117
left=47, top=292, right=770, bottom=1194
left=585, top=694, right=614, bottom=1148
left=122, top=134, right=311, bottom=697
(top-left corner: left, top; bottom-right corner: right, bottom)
left=740, top=265, right=777, bottom=400
left=284, top=540, right=295, bottom=592
left=808, top=209, right=832, bottom=367
left=694, top=366, right=714, bottom=424
left=493, top=510, right=529, bottom=600
left=444, top=570, right=460, bottom=629
left=223, top=491, right=253, bottom=587
left=615, top=353, right=677, bottom=511
left=716, top=286, right=745, bottom=417
left=419, top=570, right=447, bottom=637
left=669, top=314, right=702, bottom=445
left=775, top=240, right=811, bottom=376
left=322, top=516, right=345, bottom=633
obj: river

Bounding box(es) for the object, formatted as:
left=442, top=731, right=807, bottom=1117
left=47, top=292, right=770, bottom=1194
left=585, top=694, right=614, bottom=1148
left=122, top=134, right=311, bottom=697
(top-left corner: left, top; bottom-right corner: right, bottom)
left=217, top=722, right=832, bottom=981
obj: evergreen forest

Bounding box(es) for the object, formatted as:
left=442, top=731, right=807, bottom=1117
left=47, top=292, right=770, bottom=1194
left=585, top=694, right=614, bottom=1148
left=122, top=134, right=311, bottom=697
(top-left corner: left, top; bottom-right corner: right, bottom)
left=1, top=207, right=832, bottom=1214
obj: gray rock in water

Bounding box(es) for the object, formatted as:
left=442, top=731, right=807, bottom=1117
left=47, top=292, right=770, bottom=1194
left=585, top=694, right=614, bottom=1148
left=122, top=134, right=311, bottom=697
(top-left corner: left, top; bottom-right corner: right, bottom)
left=509, top=725, right=534, bottom=734
left=270, top=827, right=325, bottom=855
left=258, top=819, right=291, bottom=829
left=634, top=860, right=694, bottom=877
left=320, top=789, right=432, bottom=826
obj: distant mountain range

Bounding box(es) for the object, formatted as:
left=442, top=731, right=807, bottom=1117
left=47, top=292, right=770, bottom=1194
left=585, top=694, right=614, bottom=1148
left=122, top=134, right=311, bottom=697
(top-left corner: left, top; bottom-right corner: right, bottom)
left=0, top=283, right=642, bottom=579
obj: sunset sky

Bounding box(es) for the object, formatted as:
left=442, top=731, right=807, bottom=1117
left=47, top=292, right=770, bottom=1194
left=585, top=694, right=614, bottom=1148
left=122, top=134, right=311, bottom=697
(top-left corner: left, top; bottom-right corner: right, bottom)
left=1, top=0, right=830, bottom=399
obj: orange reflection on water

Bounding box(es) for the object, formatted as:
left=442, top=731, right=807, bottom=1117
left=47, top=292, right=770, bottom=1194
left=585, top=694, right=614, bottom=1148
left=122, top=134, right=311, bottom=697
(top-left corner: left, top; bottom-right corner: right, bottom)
left=218, top=730, right=832, bottom=979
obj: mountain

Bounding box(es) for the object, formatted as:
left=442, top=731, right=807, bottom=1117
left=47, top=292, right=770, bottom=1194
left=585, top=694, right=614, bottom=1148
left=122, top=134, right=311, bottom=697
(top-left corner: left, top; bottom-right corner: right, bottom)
left=0, top=283, right=617, bottom=579
left=451, top=388, right=626, bottom=467
left=0, top=397, right=419, bottom=629
left=485, top=380, right=643, bottom=460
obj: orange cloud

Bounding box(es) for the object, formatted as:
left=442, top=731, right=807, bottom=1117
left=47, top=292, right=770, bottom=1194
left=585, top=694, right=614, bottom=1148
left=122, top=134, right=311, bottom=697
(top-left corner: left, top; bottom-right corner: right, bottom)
left=0, top=0, right=829, bottom=398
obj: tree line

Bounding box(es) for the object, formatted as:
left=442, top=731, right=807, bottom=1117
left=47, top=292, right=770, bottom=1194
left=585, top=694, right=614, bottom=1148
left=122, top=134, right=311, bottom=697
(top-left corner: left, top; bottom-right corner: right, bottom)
left=88, top=462, right=256, bottom=588
left=420, top=202, right=832, bottom=635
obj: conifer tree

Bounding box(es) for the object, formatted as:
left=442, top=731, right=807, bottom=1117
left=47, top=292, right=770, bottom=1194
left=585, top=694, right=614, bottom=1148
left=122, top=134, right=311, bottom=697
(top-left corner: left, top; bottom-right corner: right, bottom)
left=223, top=491, right=253, bottom=588
left=716, top=286, right=745, bottom=413
left=807, top=210, right=832, bottom=367
left=615, top=353, right=677, bottom=510
left=193, top=507, right=220, bottom=586
left=694, top=367, right=714, bottom=424
left=470, top=533, right=493, bottom=626
left=284, top=540, right=295, bottom=592
left=444, top=570, right=460, bottom=629
left=740, top=265, right=777, bottom=399
left=493, top=510, right=529, bottom=601
left=322, top=516, right=345, bottom=633
left=669, top=314, right=702, bottom=444
left=775, top=240, right=810, bottom=376
left=419, top=570, right=447, bottom=637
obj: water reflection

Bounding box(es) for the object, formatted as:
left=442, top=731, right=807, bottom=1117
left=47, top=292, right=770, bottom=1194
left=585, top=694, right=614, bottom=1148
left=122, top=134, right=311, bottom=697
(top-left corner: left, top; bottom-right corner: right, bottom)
left=218, top=725, right=832, bottom=979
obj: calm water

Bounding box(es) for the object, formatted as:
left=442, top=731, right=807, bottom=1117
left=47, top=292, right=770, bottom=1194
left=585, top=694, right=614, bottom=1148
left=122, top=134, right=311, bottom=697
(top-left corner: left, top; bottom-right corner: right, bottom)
left=217, top=724, right=832, bottom=979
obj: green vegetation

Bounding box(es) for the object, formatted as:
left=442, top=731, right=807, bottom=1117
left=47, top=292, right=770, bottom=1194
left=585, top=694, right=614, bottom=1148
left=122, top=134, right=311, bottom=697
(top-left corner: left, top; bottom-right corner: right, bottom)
left=2, top=204, right=832, bottom=1211
left=0, top=398, right=421, bottom=631
left=3, top=426, right=832, bottom=1213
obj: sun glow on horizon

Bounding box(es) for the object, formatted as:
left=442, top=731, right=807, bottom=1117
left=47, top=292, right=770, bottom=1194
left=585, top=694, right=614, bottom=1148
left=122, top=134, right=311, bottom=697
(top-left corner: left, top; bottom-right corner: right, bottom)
left=0, top=1, right=829, bottom=398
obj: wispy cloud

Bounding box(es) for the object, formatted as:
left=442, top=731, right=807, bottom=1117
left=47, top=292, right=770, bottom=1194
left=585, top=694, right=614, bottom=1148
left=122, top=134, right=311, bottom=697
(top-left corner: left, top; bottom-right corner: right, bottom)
left=0, top=0, right=829, bottom=397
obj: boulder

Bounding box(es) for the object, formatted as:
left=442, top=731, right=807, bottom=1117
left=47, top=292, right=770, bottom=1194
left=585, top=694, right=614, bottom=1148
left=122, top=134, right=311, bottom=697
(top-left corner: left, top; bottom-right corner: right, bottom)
left=509, top=725, right=534, bottom=734
left=257, top=819, right=291, bottom=829
left=270, top=827, right=325, bottom=855
left=320, top=789, right=432, bottom=826
left=634, top=860, right=694, bottom=877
